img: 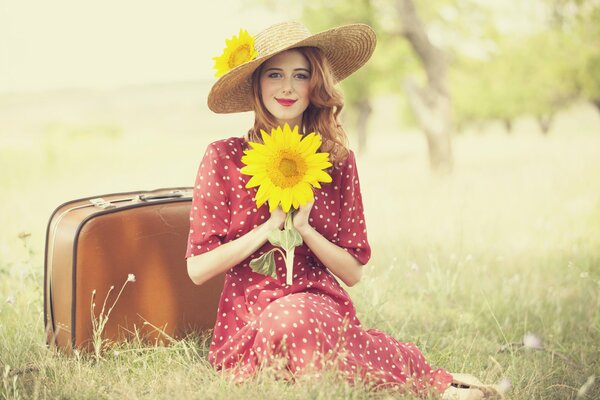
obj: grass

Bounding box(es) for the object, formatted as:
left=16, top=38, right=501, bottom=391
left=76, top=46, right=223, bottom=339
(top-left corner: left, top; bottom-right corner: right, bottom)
left=0, top=103, right=599, bottom=399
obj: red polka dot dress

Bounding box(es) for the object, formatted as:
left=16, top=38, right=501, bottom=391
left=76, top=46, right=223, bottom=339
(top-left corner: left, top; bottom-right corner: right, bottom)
left=186, top=136, right=453, bottom=396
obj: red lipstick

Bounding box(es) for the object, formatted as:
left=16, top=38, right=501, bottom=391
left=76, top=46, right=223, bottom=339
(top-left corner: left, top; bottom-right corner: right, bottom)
left=276, top=98, right=297, bottom=106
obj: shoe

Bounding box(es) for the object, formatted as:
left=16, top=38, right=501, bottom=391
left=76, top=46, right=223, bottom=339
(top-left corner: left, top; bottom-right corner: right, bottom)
left=448, top=373, right=505, bottom=399
left=442, top=385, right=485, bottom=400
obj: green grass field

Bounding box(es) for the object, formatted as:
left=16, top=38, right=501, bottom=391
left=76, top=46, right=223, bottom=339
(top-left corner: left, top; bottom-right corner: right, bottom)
left=1, top=102, right=599, bottom=399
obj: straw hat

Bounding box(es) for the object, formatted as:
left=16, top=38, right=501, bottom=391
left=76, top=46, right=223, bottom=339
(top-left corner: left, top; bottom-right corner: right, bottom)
left=207, top=21, right=377, bottom=114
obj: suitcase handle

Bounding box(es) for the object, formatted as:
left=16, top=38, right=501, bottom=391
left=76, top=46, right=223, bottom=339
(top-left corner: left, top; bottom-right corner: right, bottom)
left=138, top=192, right=187, bottom=201
left=89, top=191, right=191, bottom=209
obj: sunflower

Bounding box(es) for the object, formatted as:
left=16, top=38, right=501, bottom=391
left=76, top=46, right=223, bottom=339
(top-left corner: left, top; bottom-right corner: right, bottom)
left=212, top=29, right=258, bottom=78
left=240, top=124, right=332, bottom=213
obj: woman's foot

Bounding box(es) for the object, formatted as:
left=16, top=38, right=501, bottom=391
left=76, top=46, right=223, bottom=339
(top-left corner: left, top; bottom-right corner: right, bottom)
left=447, top=373, right=505, bottom=399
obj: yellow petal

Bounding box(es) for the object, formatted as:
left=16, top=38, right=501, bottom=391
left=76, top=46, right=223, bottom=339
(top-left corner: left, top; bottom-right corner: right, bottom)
left=273, top=125, right=285, bottom=148
left=301, top=135, right=322, bottom=156
left=255, top=180, right=272, bottom=206
left=294, top=181, right=314, bottom=206
left=261, top=129, right=274, bottom=148
left=297, top=132, right=317, bottom=153
left=269, top=186, right=283, bottom=212
left=245, top=174, right=264, bottom=188
left=313, top=169, right=332, bottom=183
left=248, top=142, right=275, bottom=156
left=240, top=164, right=265, bottom=175
left=281, top=187, right=292, bottom=212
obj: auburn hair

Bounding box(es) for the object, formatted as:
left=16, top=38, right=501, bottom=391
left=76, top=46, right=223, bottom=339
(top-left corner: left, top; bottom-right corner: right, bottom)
left=248, top=46, right=350, bottom=164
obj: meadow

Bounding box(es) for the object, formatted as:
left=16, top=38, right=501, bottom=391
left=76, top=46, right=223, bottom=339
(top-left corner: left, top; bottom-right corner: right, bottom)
left=0, top=96, right=599, bottom=399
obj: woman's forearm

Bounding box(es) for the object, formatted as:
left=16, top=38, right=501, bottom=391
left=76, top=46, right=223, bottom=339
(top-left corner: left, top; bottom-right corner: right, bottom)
left=187, top=220, right=279, bottom=286
left=297, top=225, right=363, bottom=287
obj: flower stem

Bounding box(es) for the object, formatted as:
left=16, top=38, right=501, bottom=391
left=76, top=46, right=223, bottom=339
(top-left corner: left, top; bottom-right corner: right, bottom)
left=285, top=247, right=295, bottom=286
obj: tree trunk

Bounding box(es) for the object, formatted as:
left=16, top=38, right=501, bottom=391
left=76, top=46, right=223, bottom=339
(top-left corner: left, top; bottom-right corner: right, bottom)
left=503, top=119, right=513, bottom=134
left=536, top=114, right=554, bottom=135
left=354, top=98, right=372, bottom=155
left=591, top=99, right=600, bottom=115
left=396, top=0, right=453, bottom=174
left=403, top=79, right=453, bottom=173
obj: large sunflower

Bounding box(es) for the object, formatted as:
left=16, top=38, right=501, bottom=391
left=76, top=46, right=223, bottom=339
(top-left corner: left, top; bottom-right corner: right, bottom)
left=240, top=124, right=332, bottom=213
left=212, top=28, right=258, bottom=78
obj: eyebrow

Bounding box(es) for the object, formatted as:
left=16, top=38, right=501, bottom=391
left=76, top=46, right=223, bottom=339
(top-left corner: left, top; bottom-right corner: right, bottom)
left=264, top=67, right=311, bottom=73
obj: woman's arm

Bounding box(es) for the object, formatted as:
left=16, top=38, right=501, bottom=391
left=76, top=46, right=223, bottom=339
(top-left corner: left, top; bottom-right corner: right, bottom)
left=293, top=203, right=363, bottom=287
left=187, top=210, right=285, bottom=286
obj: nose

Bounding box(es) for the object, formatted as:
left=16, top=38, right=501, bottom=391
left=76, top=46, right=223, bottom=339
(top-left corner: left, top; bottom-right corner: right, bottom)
left=281, top=76, right=294, bottom=95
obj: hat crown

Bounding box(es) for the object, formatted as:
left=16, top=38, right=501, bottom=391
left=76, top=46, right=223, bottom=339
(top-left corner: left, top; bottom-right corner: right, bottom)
left=254, top=21, right=312, bottom=57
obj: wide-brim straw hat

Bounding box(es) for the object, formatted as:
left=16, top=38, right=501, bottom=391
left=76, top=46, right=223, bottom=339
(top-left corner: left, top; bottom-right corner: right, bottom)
left=207, top=21, right=377, bottom=114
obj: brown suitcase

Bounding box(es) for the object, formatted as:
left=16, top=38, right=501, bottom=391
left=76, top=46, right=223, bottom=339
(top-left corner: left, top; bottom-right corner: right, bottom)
left=44, top=187, right=225, bottom=353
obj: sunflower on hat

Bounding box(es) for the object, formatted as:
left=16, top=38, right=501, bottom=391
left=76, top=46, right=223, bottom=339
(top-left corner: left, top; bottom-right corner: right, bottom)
left=212, top=29, right=258, bottom=78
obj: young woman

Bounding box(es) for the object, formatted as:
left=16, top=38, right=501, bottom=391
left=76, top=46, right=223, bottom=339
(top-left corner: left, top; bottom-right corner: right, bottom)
left=186, top=21, right=501, bottom=400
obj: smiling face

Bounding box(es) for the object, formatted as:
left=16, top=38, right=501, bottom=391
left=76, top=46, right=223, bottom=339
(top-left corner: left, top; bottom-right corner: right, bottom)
left=259, top=49, right=311, bottom=129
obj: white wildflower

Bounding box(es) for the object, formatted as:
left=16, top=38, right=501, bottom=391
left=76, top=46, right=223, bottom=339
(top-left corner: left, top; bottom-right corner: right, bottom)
left=5, top=295, right=15, bottom=305
left=496, top=377, right=512, bottom=394
left=523, top=331, right=543, bottom=350
left=409, top=262, right=420, bottom=272
left=127, top=274, right=136, bottom=282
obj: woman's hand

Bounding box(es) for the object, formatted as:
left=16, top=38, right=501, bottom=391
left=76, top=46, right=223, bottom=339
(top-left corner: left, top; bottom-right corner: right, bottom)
left=267, top=206, right=286, bottom=230
left=289, top=201, right=363, bottom=286
left=292, top=202, right=314, bottom=234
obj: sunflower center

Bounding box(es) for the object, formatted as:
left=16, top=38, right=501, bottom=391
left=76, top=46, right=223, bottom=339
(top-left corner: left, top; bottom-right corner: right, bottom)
left=279, top=157, right=298, bottom=177
left=229, top=45, right=251, bottom=68
left=266, top=150, right=307, bottom=188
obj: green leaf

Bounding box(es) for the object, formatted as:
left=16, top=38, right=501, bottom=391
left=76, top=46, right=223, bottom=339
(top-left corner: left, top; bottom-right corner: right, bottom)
left=267, top=212, right=303, bottom=251
left=267, top=229, right=285, bottom=247
left=249, top=249, right=278, bottom=279
left=284, top=211, right=294, bottom=231
left=281, top=226, right=303, bottom=251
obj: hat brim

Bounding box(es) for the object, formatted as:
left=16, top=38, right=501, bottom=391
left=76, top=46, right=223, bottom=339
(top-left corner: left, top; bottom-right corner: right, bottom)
left=207, top=23, right=377, bottom=114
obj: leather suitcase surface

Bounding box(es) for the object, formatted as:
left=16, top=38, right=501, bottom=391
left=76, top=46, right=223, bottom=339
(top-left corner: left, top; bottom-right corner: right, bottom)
left=44, top=187, right=225, bottom=353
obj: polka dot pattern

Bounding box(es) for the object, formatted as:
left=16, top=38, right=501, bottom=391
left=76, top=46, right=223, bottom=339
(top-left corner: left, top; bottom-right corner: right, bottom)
left=185, top=136, right=452, bottom=395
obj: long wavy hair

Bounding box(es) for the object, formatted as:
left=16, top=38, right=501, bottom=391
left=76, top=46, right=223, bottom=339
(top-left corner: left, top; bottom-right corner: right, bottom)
left=247, top=46, right=350, bottom=164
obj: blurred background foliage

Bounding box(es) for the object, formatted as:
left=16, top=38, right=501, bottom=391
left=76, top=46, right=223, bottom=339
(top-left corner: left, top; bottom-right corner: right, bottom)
left=253, top=0, right=599, bottom=157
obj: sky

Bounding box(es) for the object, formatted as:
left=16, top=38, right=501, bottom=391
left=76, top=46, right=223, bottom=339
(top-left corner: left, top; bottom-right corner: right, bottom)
left=0, top=0, right=545, bottom=94
left=0, top=0, right=299, bottom=93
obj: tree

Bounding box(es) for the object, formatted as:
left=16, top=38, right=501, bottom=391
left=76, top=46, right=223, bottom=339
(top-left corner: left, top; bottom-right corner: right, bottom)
left=452, top=30, right=579, bottom=134
left=301, top=0, right=384, bottom=155
left=304, top=0, right=458, bottom=166
left=394, top=0, right=453, bottom=172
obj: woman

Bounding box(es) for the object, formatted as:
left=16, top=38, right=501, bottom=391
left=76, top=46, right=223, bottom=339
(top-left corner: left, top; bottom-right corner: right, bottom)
left=186, top=21, right=501, bottom=400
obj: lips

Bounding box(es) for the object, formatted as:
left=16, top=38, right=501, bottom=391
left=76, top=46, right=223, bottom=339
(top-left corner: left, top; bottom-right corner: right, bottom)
left=276, top=98, right=297, bottom=106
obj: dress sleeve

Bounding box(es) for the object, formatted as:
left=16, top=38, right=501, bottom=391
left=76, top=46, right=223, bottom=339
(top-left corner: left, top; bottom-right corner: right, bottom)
left=185, top=143, right=231, bottom=259
left=335, top=150, right=372, bottom=265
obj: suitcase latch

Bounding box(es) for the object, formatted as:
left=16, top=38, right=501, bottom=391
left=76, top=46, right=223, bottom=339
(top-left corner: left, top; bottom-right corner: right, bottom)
left=89, top=198, right=116, bottom=209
